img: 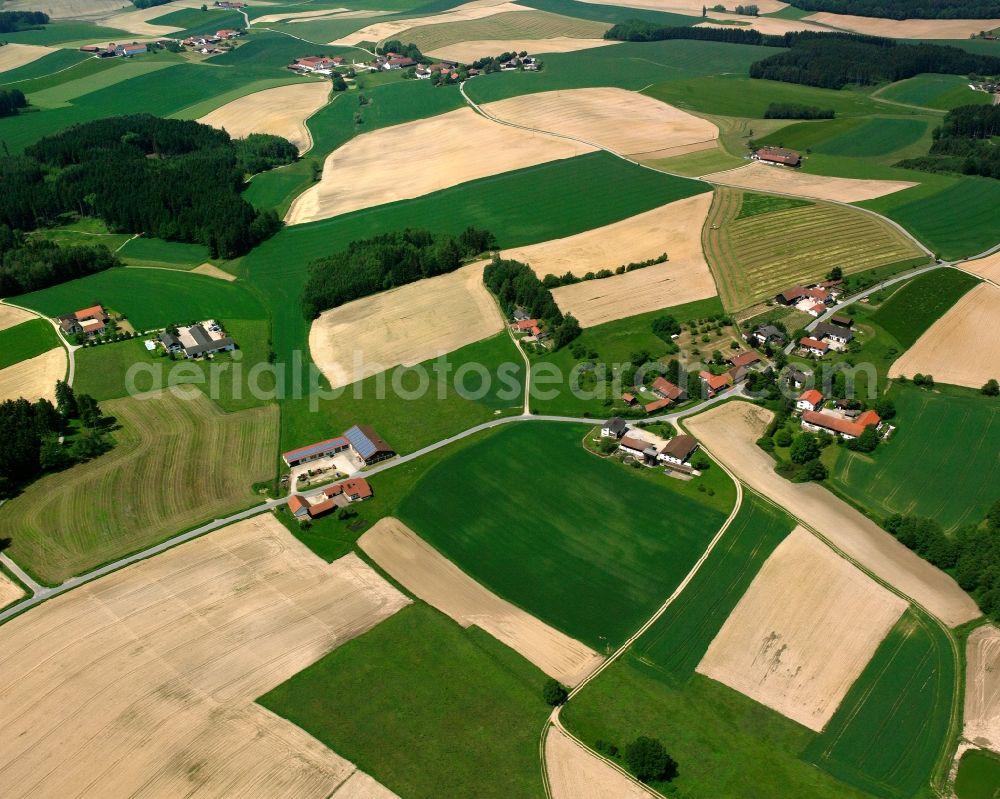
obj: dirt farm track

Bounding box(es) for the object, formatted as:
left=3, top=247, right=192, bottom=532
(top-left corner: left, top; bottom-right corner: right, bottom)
left=0, top=515, right=408, bottom=799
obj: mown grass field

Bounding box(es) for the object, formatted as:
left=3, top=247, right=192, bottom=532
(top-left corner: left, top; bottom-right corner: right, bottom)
left=0, top=391, right=276, bottom=584
left=0, top=47, right=90, bottom=83
left=761, top=116, right=931, bottom=159
left=117, top=236, right=214, bottom=269
left=396, top=422, right=734, bottom=650
left=520, top=0, right=699, bottom=26
left=27, top=58, right=177, bottom=108
left=526, top=296, right=725, bottom=417
left=878, top=74, right=993, bottom=111
left=13, top=267, right=265, bottom=330
left=703, top=188, right=929, bottom=310
left=804, top=609, right=957, bottom=799
left=0, top=21, right=132, bottom=45
left=0, top=318, right=61, bottom=370
left=955, top=749, right=1000, bottom=799
left=401, top=9, right=609, bottom=51
left=561, top=498, right=871, bottom=799
left=869, top=268, right=980, bottom=350
left=258, top=603, right=550, bottom=799
left=830, top=384, right=1000, bottom=532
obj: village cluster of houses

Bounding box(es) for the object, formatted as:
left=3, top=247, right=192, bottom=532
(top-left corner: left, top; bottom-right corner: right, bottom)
left=79, top=41, right=150, bottom=58
left=58, top=304, right=110, bottom=337
left=156, top=320, right=235, bottom=359
left=79, top=29, right=241, bottom=58
left=793, top=388, right=886, bottom=440
left=601, top=417, right=701, bottom=472
left=775, top=282, right=841, bottom=317
left=288, top=476, right=373, bottom=521
left=181, top=29, right=242, bottom=54
left=288, top=50, right=538, bottom=80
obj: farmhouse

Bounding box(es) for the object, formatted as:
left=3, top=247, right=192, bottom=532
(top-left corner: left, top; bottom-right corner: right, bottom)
left=700, top=370, right=733, bottom=397
left=657, top=434, right=698, bottom=466
left=281, top=436, right=350, bottom=468
left=785, top=367, right=808, bottom=389
left=345, top=424, right=395, bottom=465
left=749, top=324, right=786, bottom=347
left=754, top=146, right=801, bottom=167
left=324, top=477, right=373, bottom=502
left=644, top=398, right=672, bottom=413
left=799, top=336, right=829, bottom=357
left=118, top=42, right=147, bottom=57
left=58, top=304, right=109, bottom=337
left=814, top=321, right=854, bottom=345
left=288, top=494, right=310, bottom=518
left=652, top=376, right=687, bottom=402
left=216, top=29, right=241, bottom=39
left=619, top=435, right=654, bottom=459
left=622, top=392, right=637, bottom=405
left=159, top=320, right=235, bottom=359
left=728, top=351, right=761, bottom=369
left=801, top=408, right=881, bottom=440
left=384, top=56, right=416, bottom=70
left=290, top=56, right=338, bottom=73
left=512, top=318, right=539, bottom=333
left=601, top=417, right=628, bottom=438
left=796, top=389, right=824, bottom=413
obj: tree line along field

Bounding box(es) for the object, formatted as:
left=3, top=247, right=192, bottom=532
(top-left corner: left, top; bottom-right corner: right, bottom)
left=400, top=9, right=610, bottom=52
left=877, top=74, right=994, bottom=112
left=0, top=318, right=60, bottom=370
left=829, top=383, right=1000, bottom=533
left=258, top=603, right=551, bottom=799
left=702, top=188, right=929, bottom=311
left=395, top=422, right=735, bottom=650
left=561, top=495, right=874, bottom=799
left=0, top=392, right=277, bottom=584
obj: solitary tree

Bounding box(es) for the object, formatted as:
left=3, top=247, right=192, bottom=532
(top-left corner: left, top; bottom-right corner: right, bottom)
left=790, top=433, right=820, bottom=464
left=55, top=379, right=77, bottom=419
left=542, top=678, right=568, bottom=706
left=624, top=737, right=678, bottom=783
left=983, top=378, right=999, bottom=396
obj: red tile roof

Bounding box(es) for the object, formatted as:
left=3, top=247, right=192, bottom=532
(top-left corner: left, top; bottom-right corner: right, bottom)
left=651, top=376, right=685, bottom=400
left=700, top=371, right=732, bottom=391
left=324, top=477, right=372, bottom=500
left=307, top=498, right=337, bottom=517
left=798, top=389, right=823, bottom=407
left=802, top=410, right=880, bottom=438
left=620, top=435, right=649, bottom=452
left=644, top=398, right=671, bottom=413
left=622, top=393, right=636, bottom=404
left=513, top=319, right=538, bottom=331
left=288, top=495, right=308, bottom=515
left=800, top=336, right=828, bottom=352
left=74, top=304, right=105, bottom=320
left=728, top=351, right=761, bottom=368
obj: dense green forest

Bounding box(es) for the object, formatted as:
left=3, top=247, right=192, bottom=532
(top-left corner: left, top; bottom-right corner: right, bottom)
left=131, top=0, right=172, bottom=8
left=749, top=36, right=1000, bottom=89
left=899, top=104, right=1000, bottom=179
left=0, top=226, right=119, bottom=297
left=785, top=0, right=1000, bottom=19
left=301, top=227, right=496, bottom=318
left=0, top=382, right=108, bottom=503
left=764, top=102, right=835, bottom=119
left=0, top=11, right=48, bottom=33
left=1, top=115, right=296, bottom=259
left=0, top=89, right=27, bottom=119
left=483, top=256, right=581, bottom=349
left=885, top=502, right=1000, bottom=615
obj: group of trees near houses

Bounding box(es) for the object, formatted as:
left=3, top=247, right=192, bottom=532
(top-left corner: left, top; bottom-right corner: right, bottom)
left=0, top=381, right=108, bottom=501
left=0, top=10, right=48, bottom=33
left=301, top=227, right=496, bottom=318
left=0, top=89, right=27, bottom=119
left=785, top=0, right=1000, bottom=19
left=483, top=256, right=581, bottom=349
left=885, top=501, right=1000, bottom=616
left=0, top=225, right=120, bottom=297
left=1, top=115, right=296, bottom=259
left=898, top=104, right=1000, bottom=180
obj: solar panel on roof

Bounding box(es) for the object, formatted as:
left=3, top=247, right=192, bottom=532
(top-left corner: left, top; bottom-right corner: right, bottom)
left=344, top=425, right=376, bottom=459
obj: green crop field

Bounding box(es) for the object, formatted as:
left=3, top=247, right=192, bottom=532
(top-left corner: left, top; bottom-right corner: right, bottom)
left=878, top=74, right=993, bottom=111
left=400, top=10, right=609, bottom=51
left=117, top=237, right=214, bottom=269
left=804, top=609, right=957, bottom=799
left=27, top=59, right=178, bottom=108
left=649, top=145, right=746, bottom=176
left=520, top=0, right=700, bottom=25
left=863, top=175, right=1000, bottom=261
left=464, top=39, right=773, bottom=103
left=395, top=422, right=734, bottom=649
left=644, top=75, right=891, bottom=120
left=762, top=117, right=931, bottom=159
left=0, top=392, right=276, bottom=584
left=955, top=749, right=1000, bottom=799
left=258, top=603, right=550, bottom=799
left=0, top=21, right=132, bottom=45
left=736, top=192, right=812, bottom=219
left=13, top=267, right=265, bottom=331
left=870, top=268, right=980, bottom=349
left=703, top=188, right=929, bottom=310
left=526, top=296, right=725, bottom=418
left=830, top=384, right=1000, bottom=532
left=0, top=318, right=61, bottom=369
left=0, top=48, right=90, bottom=83
left=561, top=500, right=871, bottom=799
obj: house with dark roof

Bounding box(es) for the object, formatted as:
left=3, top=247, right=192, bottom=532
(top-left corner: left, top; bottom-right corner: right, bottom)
left=785, top=367, right=808, bottom=389
left=814, top=322, right=853, bottom=345
left=601, top=417, right=628, bottom=438
left=749, top=324, right=786, bottom=347
left=159, top=320, right=235, bottom=358
left=830, top=314, right=854, bottom=328
left=282, top=436, right=350, bottom=467
left=657, top=434, right=698, bottom=466
left=619, top=435, right=651, bottom=459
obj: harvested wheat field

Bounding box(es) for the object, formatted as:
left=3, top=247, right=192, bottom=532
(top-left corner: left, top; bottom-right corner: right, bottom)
left=499, top=193, right=717, bottom=326
left=360, top=518, right=604, bottom=686
left=546, top=726, right=658, bottom=799
left=309, top=261, right=503, bottom=388
left=198, top=81, right=329, bottom=153
left=426, top=36, right=616, bottom=62
left=191, top=262, right=237, bottom=281
left=0, top=573, right=24, bottom=609
left=889, top=282, right=999, bottom=389
left=328, top=0, right=525, bottom=45
left=2, top=0, right=127, bottom=18
left=965, top=624, right=1000, bottom=753
left=0, top=515, right=408, bottom=799
left=804, top=11, right=1000, bottom=39
left=697, top=526, right=906, bottom=731
left=0, top=303, right=36, bottom=333
left=0, top=391, right=278, bottom=583
left=962, top=252, right=1000, bottom=285
left=102, top=0, right=206, bottom=35
left=286, top=107, right=592, bottom=224
left=705, top=162, right=916, bottom=203
left=483, top=87, right=718, bottom=159
left=697, top=15, right=827, bottom=34
left=0, top=43, right=56, bottom=73
left=0, top=347, right=65, bottom=403
left=400, top=10, right=609, bottom=52
left=685, top=401, right=980, bottom=627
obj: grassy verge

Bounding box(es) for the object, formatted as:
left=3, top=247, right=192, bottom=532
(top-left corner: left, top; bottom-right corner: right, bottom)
left=258, top=603, right=550, bottom=799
